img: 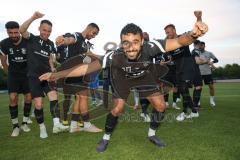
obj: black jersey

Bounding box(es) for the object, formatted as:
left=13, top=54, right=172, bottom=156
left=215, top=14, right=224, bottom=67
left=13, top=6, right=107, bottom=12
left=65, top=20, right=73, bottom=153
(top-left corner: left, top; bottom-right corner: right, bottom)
left=102, top=40, right=166, bottom=68
left=102, top=39, right=166, bottom=77
left=68, top=32, right=90, bottom=57
left=26, top=33, right=56, bottom=77
left=101, top=39, right=171, bottom=99
left=56, top=33, right=74, bottom=63
left=191, top=48, right=201, bottom=74
left=0, top=37, right=28, bottom=75
left=57, top=32, right=91, bottom=64
left=170, top=45, right=195, bottom=81
left=57, top=45, right=68, bottom=64
left=154, top=53, right=176, bottom=75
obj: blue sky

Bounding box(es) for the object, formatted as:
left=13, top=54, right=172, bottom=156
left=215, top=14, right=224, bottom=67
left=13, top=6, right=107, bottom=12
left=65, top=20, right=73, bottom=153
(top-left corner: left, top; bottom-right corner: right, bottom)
left=1, top=0, right=240, bottom=66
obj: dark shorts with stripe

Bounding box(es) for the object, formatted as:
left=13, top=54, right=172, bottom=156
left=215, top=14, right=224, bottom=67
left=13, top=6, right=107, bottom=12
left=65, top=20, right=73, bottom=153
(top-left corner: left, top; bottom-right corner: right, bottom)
left=193, top=72, right=203, bottom=87
left=111, top=66, right=172, bottom=100
left=28, top=76, right=54, bottom=98
left=62, top=77, right=89, bottom=95
left=201, top=74, right=214, bottom=85
left=7, top=73, right=30, bottom=94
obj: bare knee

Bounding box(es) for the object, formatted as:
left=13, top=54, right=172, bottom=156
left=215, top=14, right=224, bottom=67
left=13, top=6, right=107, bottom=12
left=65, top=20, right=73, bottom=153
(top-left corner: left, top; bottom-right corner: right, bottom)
left=154, top=101, right=166, bottom=112
left=111, top=107, right=123, bottom=116
left=111, top=99, right=125, bottom=116
left=34, top=98, right=43, bottom=110
left=24, top=93, right=32, bottom=103
left=9, top=94, right=18, bottom=106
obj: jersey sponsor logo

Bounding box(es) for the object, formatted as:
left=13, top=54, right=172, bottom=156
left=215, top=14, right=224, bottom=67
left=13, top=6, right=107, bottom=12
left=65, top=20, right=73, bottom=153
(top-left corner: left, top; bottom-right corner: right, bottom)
left=12, top=56, right=27, bottom=62
left=34, top=50, right=49, bottom=58
left=40, top=50, right=49, bottom=56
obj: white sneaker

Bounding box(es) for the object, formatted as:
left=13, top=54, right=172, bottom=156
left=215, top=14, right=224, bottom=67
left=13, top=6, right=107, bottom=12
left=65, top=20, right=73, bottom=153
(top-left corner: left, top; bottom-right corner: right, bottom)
left=21, top=124, right=31, bottom=132
left=176, top=112, right=187, bottom=121
left=186, top=112, right=199, bottom=119
left=40, top=126, right=48, bottom=139
left=96, top=100, right=103, bottom=107
left=91, top=101, right=96, bottom=106
left=165, top=102, right=169, bottom=108
left=140, top=113, right=151, bottom=122
left=83, top=124, right=103, bottom=133
left=27, top=118, right=33, bottom=124
left=210, top=99, right=216, bottom=107
left=176, top=98, right=181, bottom=103
left=11, top=127, right=20, bottom=137
left=69, top=126, right=83, bottom=133
left=172, top=103, right=180, bottom=110
left=53, top=123, right=69, bottom=133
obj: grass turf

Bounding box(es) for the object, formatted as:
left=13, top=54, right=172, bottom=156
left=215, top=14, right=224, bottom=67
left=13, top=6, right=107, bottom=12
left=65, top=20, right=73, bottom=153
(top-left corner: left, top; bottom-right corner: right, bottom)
left=0, top=83, right=239, bottom=160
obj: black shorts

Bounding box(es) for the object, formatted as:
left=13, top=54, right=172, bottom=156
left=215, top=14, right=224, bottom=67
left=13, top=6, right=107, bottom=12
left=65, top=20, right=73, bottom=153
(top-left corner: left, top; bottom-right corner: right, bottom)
left=28, top=76, right=54, bottom=98
left=201, top=74, right=214, bottom=85
left=176, top=73, right=193, bottom=88
left=7, top=73, right=30, bottom=94
left=193, top=72, right=203, bottom=87
left=110, top=66, right=172, bottom=100
left=163, top=74, right=177, bottom=87
left=62, top=77, right=89, bottom=95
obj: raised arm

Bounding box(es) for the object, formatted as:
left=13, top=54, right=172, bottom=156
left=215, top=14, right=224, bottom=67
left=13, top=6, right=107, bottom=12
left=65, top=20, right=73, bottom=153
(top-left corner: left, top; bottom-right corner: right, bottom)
left=49, top=54, right=56, bottom=72
left=195, top=56, right=209, bottom=65
left=19, top=11, right=45, bottom=38
left=55, top=35, right=76, bottom=46
left=165, top=11, right=208, bottom=52
left=0, top=53, right=8, bottom=73
left=39, top=59, right=102, bottom=81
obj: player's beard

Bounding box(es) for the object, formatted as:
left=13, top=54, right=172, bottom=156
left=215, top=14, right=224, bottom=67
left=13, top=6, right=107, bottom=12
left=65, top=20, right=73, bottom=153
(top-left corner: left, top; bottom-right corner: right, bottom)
left=125, top=50, right=140, bottom=60
left=10, top=36, right=20, bottom=43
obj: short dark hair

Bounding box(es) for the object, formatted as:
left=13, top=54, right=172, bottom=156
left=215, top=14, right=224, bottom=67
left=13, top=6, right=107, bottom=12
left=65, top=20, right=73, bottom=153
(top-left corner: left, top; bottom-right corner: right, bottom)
left=40, top=19, right=52, bottom=26
left=200, top=41, right=205, bottom=45
left=120, top=23, right=143, bottom=39
left=5, top=21, right=19, bottom=29
left=88, top=23, right=99, bottom=31
left=63, top=32, right=72, bottom=38
left=164, top=24, right=175, bottom=30
left=143, top=32, right=149, bottom=41
left=194, top=40, right=201, bottom=45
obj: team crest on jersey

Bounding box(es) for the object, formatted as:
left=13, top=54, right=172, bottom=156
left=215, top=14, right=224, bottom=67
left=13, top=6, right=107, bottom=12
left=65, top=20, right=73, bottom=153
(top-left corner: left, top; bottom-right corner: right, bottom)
left=48, top=45, right=52, bottom=51
left=9, top=48, right=14, bottom=55
left=82, top=43, right=88, bottom=50
left=21, top=48, right=27, bottom=54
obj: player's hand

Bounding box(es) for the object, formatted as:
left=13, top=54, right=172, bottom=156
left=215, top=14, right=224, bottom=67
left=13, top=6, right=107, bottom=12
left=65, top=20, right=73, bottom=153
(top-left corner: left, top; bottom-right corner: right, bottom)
left=191, top=22, right=208, bottom=38
left=39, top=72, right=58, bottom=82
left=51, top=67, right=57, bottom=72
left=208, top=61, right=214, bottom=65
left=55, top=36, right=65, bottom=46
left=32, top=11, right=45, bottom=20
left=194, top=11, right=202, bottom=20
left=204, top=59, right=210, bottom=64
